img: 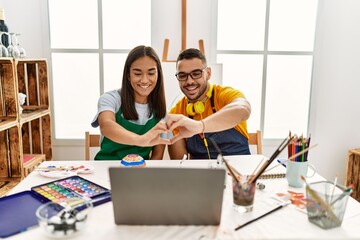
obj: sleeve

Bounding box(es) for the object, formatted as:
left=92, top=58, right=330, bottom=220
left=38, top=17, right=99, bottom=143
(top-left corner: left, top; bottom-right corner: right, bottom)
left=91, top=90, right=121, bottom=127
left=216, top=86, right=246, bottom=109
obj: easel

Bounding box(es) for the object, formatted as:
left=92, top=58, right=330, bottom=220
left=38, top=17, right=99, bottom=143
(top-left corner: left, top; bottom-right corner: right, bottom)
left=162, top=0, right=205, bottom=62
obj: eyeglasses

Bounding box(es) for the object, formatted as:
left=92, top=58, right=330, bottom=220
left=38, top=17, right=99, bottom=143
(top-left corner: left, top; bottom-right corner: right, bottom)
left=175, top=67, right=207, bottom=81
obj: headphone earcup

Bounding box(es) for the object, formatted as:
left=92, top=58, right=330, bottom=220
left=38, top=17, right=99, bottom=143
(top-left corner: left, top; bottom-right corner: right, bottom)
left=186, top=103, right=196, bottom=116
left=186, top=85, right=213, bottom=116
left=194, top=101, right=205, bottom=114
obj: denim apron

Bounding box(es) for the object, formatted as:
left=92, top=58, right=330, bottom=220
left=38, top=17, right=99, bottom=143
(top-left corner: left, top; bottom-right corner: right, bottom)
left=186, top=128, right=250, bottom=159
left=185, top=87, right=250, bottom=159
left=95, top=108, right=158, bottom=160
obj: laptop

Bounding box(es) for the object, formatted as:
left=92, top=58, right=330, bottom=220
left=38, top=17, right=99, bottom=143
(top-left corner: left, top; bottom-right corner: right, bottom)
left=108, top=167, right=226, bottom=225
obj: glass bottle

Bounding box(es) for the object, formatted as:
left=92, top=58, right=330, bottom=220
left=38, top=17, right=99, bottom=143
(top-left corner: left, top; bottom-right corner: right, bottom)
left=0, top=32, right=8, bottom=57
left=0, top=7, right=9, bottom=47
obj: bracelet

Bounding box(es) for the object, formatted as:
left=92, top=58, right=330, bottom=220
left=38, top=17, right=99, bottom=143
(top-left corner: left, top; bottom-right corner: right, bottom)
left=200, top=120, right=205, bottom=133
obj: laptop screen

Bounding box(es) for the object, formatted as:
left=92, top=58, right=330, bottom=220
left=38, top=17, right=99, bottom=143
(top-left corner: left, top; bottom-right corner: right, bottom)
left=109, top=167, right=226, bottom=225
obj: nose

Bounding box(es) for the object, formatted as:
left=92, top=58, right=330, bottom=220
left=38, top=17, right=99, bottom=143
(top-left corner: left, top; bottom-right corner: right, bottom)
left=184, top=74, right=196, bottom=84
left=140, top=74, right=149, bottom=83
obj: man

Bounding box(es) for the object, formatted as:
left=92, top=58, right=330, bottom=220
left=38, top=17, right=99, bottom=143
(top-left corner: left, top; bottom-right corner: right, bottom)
left=166, top=48, right=251, bottom=159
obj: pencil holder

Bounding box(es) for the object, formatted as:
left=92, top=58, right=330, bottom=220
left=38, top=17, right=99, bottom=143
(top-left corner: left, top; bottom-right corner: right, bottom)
left=306, top=181, right=351, bottom=229
left=286, top=161, right=316, bottom=188
left=232, top=175, right=256, bottom=213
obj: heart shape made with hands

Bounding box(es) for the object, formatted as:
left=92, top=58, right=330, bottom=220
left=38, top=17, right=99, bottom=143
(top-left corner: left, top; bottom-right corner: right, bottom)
left=163, top=114, right=203, bottom=143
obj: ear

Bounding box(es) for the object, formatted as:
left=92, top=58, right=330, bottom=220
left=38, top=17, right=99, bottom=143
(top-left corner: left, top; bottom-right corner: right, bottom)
left=206, top=67, right=212, bottom=80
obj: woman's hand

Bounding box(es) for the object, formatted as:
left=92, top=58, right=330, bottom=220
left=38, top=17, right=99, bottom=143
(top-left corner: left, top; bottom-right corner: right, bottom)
left=140, top=121, right=171, bottom=146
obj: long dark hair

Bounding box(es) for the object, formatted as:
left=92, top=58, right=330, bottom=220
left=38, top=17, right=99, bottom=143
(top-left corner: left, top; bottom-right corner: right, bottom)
left=120, top=45, right=166, bottom=120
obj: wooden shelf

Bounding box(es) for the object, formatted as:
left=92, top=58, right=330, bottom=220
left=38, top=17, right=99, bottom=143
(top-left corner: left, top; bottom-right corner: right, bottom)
left=0, top=125, right=21, bottom=178
left=20, top=108, right=51, bottom=125
left=0, top=58, right=52, bottom=181
left=0, top=179, right=21, bottom=197
left=0, top=117, right=18, bottom=131
left=346, top=148, right=360, bottom=202
left=21, top=113, right=52, bottom=160
left=23, top=154, right=46, bottom=177
left=16, top=59, right=49, bottom=110
left=0, top=58, right=18, bottom=121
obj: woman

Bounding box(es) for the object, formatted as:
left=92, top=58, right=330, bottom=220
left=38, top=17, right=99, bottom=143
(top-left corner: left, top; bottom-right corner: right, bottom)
left=91, top=45, right=169, bottom=160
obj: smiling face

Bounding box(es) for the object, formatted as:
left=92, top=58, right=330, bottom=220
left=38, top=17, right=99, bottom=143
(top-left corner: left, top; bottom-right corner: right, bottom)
left=176, top=57, right=211, bottom=102
left=129, top=56, right=158, bottom=104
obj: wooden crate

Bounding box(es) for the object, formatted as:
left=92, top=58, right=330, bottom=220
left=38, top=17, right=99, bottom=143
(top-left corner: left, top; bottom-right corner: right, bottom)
left=0, top=125, right=22, bottom=178
left=0, top=58, right=52, bottom=181
left=346, top=148, right=360, bottom=202
left=23, top=154, right=46, bottom=177
left=0, top=58, right=18, bottom=120
left=0, top=129, right=10, bottom=178
left=21, top=113, right=52, bottom=160
left=16, top=59, right=52, bottom=161
left=16, top=59, right=49, bottom=112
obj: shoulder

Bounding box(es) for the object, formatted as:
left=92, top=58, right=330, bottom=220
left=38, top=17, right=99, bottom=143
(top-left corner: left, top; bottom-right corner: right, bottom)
left=169, top=97, right=187, bottom=114
left=213, top=84, right=245, bottom=99
left=100, top=89, right=121, bottom=101
left=92, top=90, right=121, bottom=127
left=98, top=89, right=121, bottom=112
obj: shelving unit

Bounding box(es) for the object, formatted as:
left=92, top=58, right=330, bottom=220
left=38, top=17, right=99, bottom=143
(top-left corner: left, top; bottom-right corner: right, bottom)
left=346, top=148, right=360, bottom=202
left=0, top=58, right=19, bottom=180
left=16, top=59, right=52, bottom=161
left=23, top=154, right=46, bottom=177
left=0, top=58, right=52, bottom=195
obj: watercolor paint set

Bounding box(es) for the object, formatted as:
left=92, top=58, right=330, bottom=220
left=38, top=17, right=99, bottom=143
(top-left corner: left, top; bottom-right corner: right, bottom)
left=0, top=176, right=111, bottom=238
left=31, top=176, right=111, bottom=204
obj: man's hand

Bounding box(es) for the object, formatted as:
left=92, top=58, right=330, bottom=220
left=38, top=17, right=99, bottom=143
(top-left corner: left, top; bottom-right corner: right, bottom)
left=166, top=114, right=202, bottom=144
left=140, top=121, right=171, bottom=146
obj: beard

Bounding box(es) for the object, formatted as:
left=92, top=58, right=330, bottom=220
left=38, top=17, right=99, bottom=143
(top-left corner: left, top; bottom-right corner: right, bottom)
left=182, top=83, right=208, bottom=102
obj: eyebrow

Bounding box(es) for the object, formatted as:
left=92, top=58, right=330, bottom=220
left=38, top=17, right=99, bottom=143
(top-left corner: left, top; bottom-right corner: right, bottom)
left=132, top=67, right=157, bottom=72
left=178, top=68, right=203, bottom=74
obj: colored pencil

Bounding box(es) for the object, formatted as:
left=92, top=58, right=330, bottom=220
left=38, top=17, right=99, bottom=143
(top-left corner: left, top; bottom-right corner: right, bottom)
left=264, top=144, right=318, bottom=173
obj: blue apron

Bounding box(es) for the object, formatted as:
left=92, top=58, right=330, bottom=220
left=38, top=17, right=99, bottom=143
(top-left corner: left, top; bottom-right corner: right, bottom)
left=186, top=128, right=250, bottom=159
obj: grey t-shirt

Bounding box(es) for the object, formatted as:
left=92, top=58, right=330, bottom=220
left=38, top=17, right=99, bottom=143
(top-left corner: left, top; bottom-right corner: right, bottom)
left=91, top=89, right=152, bottom=128
left=91, top=89, right=172, bottom=141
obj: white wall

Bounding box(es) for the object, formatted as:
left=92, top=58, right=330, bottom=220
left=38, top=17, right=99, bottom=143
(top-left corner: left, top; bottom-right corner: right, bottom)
left=1, top=0, right=360, bottom=184
left=0, top=0, right=46, bottom=58
left=308, top=0, right=360, bottom=183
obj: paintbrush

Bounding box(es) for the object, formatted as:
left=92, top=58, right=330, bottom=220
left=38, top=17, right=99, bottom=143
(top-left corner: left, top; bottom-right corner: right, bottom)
left=301, top=175, right=341, bottom=225
left=235, top=200, right=291, bottom=230
left=209, top=137, right=239, bottom=183
left=223, top=158, right=240, bottom=183
left=35, top=166, right=67, bottom=171
left=249, top=136, right=294, bottom=184
left=330, top=185, right=353, bottom=205
left=264, top=144, right=318, bottom=173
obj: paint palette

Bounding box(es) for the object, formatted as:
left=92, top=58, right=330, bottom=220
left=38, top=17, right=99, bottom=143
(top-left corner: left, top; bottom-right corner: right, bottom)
left=31, top=176, right=111, bottom=206
left=36, top=164, right=95, bottom=179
